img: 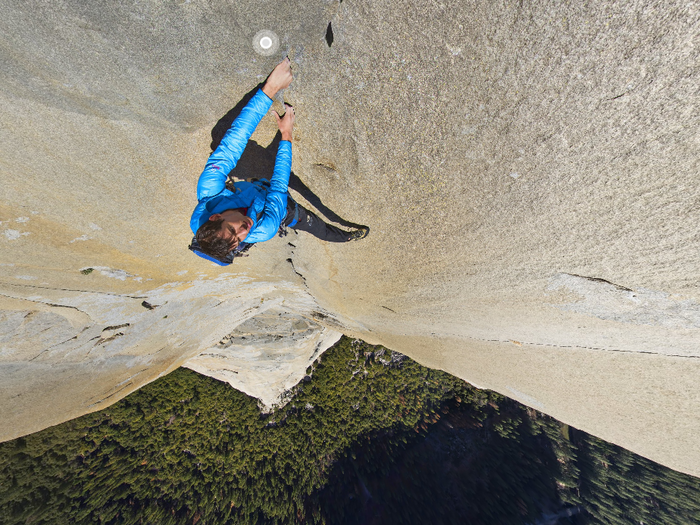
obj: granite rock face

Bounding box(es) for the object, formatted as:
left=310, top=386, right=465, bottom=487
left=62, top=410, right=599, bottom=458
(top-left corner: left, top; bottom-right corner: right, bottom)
left=1, top=0, right=699, bottom=476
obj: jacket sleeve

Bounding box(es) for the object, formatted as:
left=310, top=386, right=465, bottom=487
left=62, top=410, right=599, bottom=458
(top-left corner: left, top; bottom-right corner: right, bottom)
left=248, top=140, right=292, bottom=242
left=196, top=89, right=274, bottom=201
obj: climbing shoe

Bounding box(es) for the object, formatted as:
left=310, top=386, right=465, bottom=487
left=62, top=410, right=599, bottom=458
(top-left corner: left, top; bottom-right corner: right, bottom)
left=348, top=227, right=370, bottom=241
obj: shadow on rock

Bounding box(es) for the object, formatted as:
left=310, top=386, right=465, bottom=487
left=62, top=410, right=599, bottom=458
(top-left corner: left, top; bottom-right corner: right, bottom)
left=210, top=87, right=367, bottom=231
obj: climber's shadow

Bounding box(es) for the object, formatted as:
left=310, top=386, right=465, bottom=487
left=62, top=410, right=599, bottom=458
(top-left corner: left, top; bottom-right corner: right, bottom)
left=210, top=85, right=365, bottom=230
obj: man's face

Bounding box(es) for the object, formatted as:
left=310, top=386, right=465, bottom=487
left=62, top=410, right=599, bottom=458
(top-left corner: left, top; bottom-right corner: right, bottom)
left=209, top=209, right=253, bottom=249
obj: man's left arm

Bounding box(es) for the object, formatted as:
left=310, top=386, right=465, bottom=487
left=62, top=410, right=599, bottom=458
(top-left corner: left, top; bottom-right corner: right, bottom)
left=251, top=140, right=292, bottom=238
left=260, top=104, right=295, bottom=226
left=245, top=105, right=295, bottom=243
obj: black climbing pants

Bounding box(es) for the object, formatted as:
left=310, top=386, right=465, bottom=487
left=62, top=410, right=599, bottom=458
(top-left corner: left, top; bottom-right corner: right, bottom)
left=283, top=198, right=352, bottom=243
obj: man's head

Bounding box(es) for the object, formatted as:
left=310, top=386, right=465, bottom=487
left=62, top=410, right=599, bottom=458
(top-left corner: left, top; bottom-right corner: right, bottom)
left=195, top=209, right=253, bottom=259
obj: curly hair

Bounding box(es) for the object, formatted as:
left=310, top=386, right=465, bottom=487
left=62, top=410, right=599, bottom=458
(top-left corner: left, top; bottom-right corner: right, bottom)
left=194, top=218, right=233, bottom=259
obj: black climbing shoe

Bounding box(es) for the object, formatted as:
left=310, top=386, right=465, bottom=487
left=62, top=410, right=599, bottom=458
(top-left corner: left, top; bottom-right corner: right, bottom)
left=348, top=227, right=370, bottom=241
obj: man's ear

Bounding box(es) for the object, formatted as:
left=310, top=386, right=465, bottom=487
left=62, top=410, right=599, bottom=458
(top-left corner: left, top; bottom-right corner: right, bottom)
left=209, top=213, right=222, bottom=221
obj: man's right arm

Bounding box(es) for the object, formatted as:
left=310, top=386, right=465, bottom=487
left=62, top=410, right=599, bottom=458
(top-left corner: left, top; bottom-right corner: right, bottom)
left=196, top=89, right=273, bottom=201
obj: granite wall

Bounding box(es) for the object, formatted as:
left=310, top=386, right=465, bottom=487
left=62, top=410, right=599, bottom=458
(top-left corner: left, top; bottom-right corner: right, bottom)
left=1, top=0, right=698, bottom=476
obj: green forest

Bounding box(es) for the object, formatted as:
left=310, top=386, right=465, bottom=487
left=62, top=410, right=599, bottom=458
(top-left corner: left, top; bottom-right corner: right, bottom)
left=1, top=337, right=699, bottom=524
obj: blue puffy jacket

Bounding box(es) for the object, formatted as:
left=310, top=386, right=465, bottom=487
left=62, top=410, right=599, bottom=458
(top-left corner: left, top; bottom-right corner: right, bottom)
left=190, top=88, right=292, bottom=244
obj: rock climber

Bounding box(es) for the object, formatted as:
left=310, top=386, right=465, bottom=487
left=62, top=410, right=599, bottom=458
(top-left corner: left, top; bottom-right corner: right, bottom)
left=189, top=57, right=368, bottom=266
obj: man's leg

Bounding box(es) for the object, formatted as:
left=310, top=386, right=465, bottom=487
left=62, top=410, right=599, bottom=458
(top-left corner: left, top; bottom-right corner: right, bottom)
left=282, top=197, right=368, bottom=242
left=291, top=205, right=355, bottom=242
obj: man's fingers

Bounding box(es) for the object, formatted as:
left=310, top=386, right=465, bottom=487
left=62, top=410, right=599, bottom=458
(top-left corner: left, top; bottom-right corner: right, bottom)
left=276, top=57, right=291, bottom=73
left=273, top=105, right=294, bottom=125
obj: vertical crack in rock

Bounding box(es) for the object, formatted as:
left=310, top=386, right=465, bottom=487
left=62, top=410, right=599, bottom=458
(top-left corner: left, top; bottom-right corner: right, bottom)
left=0, top=281, right=147, bottom=299
left=28, top=335, right=78, bottom=361
left=86, top=367, right=151, bottom=408
left=87, top=383, right=134, bottom=408
left=564, top=273, right=633, bottom=292
left=464, top=335, right=700, bottom=359
left=287, top=258, right=309, bottom=288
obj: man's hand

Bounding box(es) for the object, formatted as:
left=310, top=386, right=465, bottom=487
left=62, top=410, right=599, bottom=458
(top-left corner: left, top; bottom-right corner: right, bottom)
left=262, top=57, right=293, bottom=99
left=274, top=103, right=295, bottom=142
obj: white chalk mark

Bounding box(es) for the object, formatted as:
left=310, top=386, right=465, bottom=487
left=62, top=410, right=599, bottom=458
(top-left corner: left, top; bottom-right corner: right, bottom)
left=70, top=235, right=90, bottom=243
left=79, top=266, right=133, bottom=281
left=3, top=229, right=30, bottom=240
left=446, top=43, right=461, bottom=55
